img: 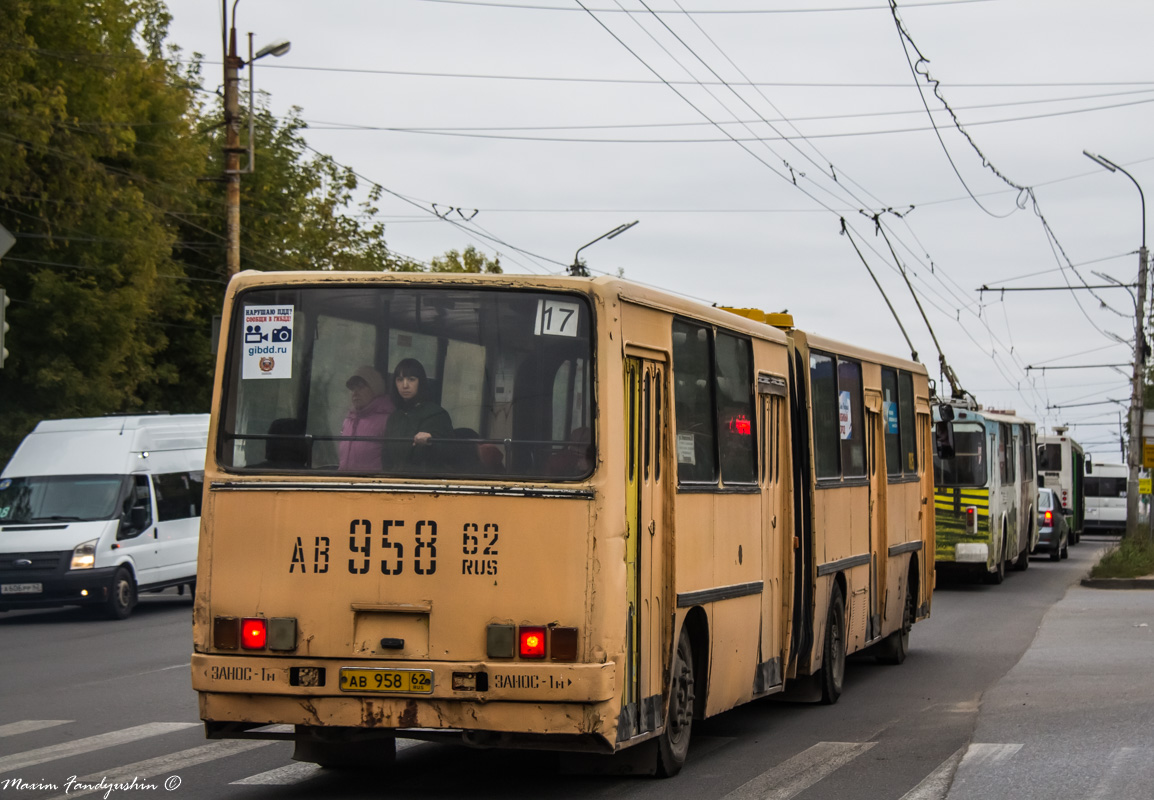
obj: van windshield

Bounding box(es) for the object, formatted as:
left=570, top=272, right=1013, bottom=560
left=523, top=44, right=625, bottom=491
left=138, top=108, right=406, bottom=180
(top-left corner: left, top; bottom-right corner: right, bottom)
left=0, top=476, right=129, bottom=524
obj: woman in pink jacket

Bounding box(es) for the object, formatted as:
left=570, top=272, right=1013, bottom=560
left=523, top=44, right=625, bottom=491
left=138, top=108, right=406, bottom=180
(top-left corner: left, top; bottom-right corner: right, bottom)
left=338, top=366, right=394, bottom=472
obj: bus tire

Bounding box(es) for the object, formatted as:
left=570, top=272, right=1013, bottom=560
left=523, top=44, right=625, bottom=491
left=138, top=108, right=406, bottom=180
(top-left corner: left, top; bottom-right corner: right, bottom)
left=985, top=539, right=1006, bottom=585
left=819, top=585, right=846, bottom=704
left=656, top=627, right=695, bottom=778
left=103, top=567, right=137, bottom=620
left=877, top=580, right=913, bottom=665
left=1013, top=547, right=1029, bottom=571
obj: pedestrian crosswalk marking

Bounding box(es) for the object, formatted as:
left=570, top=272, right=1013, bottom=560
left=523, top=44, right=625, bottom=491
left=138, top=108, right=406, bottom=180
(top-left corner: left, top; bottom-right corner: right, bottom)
left=1087, top=747, right=1154, bottom=800
left=231, top=761, right=321, bottom=785
left=722, top=741, right=877, bottom=800
left=898, top=746, right=966, bottom=800
left=0, top=720, right=72, bottom=738
left=43, top=739, right=273, bottom=800
left=956, top=742, right=1022, bottom=770
left=0, top=722, right=199, bottom=775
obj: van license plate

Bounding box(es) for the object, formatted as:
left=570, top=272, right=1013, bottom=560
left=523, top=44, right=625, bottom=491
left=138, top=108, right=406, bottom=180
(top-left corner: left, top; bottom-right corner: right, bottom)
left=339, top=668, right=433, bottom=694
left=1, top=583, right=43, bottom=595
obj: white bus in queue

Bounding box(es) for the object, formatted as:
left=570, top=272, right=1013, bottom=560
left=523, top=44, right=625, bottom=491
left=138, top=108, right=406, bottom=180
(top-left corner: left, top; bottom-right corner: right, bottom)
left=1036, top=427, right=1086, bottom=544
left=1083, top=462, right=1127, bottom=535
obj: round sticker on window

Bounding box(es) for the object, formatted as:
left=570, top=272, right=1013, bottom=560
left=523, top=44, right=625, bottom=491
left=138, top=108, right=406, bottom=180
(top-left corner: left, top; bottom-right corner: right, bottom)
left=0, top=479, right=10, bottom=491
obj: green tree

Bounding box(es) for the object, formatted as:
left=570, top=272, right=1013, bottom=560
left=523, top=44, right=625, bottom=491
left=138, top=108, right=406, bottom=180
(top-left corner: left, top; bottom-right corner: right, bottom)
left=0, top=0, right=207, bottom=459
left=0, top=0, right=419, bottom=462
left=430, top=245, right=502, bottom=274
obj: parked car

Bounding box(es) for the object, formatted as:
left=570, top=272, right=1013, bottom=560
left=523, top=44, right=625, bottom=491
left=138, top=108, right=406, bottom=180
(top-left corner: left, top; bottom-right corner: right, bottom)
left=1033, top=487, right=1069, bottom=561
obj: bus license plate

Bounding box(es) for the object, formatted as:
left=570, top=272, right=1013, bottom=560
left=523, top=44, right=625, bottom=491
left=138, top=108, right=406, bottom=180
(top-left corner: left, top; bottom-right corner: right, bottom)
left=339, top=668, right=433, bottom=694
left=1, top=583, right=42, bottom=595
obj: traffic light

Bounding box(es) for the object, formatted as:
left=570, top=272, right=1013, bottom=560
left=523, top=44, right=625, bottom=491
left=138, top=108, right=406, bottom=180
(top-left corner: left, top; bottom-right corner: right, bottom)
left=0, top=288, right=8, bottom=368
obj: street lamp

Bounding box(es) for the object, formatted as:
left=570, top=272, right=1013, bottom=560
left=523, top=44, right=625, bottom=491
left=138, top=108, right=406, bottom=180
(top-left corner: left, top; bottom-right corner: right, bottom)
left=1084, top=149, right=1150, bottom=539
left=569, top=221, right=639, bottom=277
left=224, top=1, right=291, bottom=276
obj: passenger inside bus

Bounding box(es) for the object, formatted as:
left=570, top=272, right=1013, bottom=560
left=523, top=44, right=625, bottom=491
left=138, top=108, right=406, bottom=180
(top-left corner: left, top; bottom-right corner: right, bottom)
left=381, top=358, right=454, bottom=472
left=260, top=417, right=309, bottom=469
left=338, top=366, right=393, bottom=472
left=545, top=426, right=593, bottom=477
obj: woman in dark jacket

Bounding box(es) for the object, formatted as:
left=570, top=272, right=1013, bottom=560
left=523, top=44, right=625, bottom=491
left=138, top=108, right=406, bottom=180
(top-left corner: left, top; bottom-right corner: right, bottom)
left=381, top=358, right=454, bottom=471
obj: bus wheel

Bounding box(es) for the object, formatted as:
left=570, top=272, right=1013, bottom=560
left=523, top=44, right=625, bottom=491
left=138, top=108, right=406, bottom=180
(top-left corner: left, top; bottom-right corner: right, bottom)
left=819, top=585, right=846, bottom=704
left=877, top=580, right=913, bottom=665
left=1013, top=542, right=1030, bottom=572
left=985, top=540, right=1006, bottom=585
left=103, top=567, right=137, bottom=620
left=656, top=628, right=695, bottom=777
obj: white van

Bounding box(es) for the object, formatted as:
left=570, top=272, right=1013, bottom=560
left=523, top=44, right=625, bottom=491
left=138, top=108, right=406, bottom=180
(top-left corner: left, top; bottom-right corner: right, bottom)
left=1084, top=461, right=1128, bottom=535
left=0, top=414, right=208, bottom=619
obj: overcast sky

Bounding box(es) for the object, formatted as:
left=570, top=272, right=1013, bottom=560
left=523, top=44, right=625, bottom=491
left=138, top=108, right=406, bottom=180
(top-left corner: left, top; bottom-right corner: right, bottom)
left=164, top=0, right=1154, bottom=459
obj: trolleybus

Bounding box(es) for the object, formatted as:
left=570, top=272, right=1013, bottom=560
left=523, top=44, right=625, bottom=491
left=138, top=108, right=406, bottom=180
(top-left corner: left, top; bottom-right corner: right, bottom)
left=933, top=405, right=1036, bottom=583
left=1036, top=427, right=1085, bottom=544
left=191, top=272, right=934, bottom=775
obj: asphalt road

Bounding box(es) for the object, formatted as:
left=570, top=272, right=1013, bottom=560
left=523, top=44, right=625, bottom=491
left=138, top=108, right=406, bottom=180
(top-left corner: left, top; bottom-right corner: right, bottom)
left=0, top=541, right=1110, bottom=800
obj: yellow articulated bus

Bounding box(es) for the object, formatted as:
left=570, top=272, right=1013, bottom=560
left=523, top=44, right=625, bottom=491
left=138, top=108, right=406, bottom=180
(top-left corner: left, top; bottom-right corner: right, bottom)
left=191, top=272, right=934, bottom=776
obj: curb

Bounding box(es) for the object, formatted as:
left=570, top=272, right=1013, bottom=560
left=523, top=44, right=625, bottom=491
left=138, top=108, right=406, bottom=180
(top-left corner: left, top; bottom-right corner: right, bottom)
left=1080, top=578, right=1154, bottom=590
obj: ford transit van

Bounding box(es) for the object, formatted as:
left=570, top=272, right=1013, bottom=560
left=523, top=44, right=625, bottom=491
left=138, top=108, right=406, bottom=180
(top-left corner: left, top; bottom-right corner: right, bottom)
left=0, top=414, right=209, bottom=619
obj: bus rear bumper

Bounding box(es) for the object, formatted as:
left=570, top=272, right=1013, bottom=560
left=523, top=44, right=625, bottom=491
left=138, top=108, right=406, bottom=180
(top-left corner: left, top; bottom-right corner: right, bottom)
left=192, top=653, right=618, bottom=746
left=197, top=692, right=617, bottom=752
left=952, top=543, right=989, bottom=563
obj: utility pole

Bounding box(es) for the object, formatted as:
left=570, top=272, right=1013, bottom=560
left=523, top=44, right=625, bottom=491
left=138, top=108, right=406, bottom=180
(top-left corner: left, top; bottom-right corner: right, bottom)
left=1084, top=151, right=1148, bottom=540
left=224, top=23, right=243, bottom=277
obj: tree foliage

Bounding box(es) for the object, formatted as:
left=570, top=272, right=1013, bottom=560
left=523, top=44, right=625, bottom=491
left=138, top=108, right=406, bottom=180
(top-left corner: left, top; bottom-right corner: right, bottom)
left=0, top=0, right=497, bottom=464
left=430, top=245, right=502, bottom=274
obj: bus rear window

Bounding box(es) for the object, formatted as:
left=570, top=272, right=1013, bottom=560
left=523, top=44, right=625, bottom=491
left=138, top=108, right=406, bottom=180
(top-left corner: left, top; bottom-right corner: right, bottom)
left=219, top=287, right=594, bottom=481
left=1037, top=443, right=1062, bottom=472
left=934, top=421, right=986, bottom=486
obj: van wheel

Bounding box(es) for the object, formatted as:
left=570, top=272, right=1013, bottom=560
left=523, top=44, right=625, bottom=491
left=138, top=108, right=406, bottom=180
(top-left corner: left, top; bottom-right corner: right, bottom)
left=656, top=628, right=695, bottom=777
left=820, top=585, right=846, bottom=704
left=104, top=567, right=137, bottom=620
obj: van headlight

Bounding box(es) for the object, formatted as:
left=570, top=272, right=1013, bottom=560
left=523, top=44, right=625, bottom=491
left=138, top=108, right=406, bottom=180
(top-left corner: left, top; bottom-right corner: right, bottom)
left=70, top=539, right=97, bottom=570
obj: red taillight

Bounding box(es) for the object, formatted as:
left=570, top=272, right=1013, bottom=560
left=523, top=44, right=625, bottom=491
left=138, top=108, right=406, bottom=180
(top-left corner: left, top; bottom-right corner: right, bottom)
left=1044, top=510, right=1053, bottom=526
left=241, top=617, right=267, bottom=650
left=519, top=626, right=547, bottom=659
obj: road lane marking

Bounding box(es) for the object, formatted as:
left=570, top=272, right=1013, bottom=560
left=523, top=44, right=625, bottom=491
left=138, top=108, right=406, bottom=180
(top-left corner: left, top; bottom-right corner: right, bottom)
left=42, top=739, right=274, bottom=800
left=0, top=721, right=72, bottom=738
left=722, top=741, right=876, bottom=800
left=898, top=746, right=966, bottom=800
left=0, top=722, right=199, bottom=774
